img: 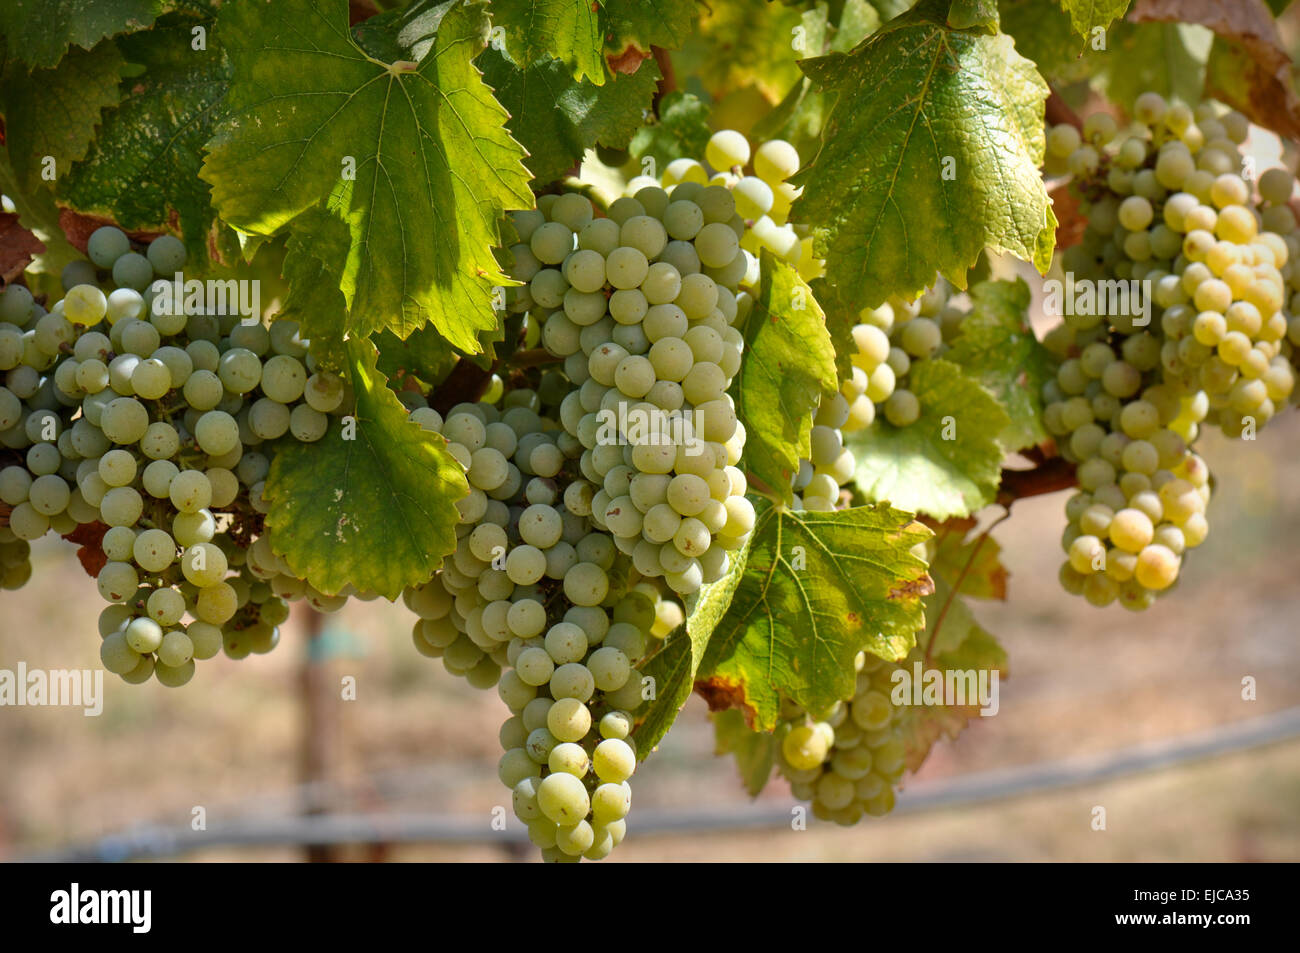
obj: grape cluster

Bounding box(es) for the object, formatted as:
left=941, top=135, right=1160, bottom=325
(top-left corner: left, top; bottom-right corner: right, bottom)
left=1043, top=94, right=1298, bottom=607
left=392, top=384, right=655, bottom=862
left=506, top=179, right=757, bottom=598
left=774, top=651, right=906, bottom=824
left=0, top=227, right=351, bottom=683
left=840, top=281, right=962, bottom=435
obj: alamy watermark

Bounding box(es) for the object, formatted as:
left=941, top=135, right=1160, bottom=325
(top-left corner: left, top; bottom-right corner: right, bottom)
left=151, top=272, right=262, bottom=325
left=50, top=883, right=151, bottom=933
left=0, top=663, right=102, bottom=716
left=595, top=404, right=707, bottom=457
left=890, top=662, right=1000, bottom=716
left=1042, top=272, right=1151, bottom=327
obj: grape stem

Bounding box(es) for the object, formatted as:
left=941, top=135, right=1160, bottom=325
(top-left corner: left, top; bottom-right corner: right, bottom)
left=652, top=46, right=677, bottom=107
left=923, top=510, right=1009, bottom=666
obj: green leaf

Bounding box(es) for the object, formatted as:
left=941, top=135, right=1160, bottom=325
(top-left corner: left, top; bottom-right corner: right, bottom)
left=671, top=0, right=818, bottom=102
left=201, top=0, right=532, bottom=351
left=491, top=0, right=605, bottom=83
left=629, top=90, right=712, bottom=173
left=264, top=338, right=469, bottom=601
left=1056, top=0, right=1130, bottom=38
left=1092, top=21, right=1213, bottom=107
left=602, top=0, right=697, bottom=54
left=0, top=0, right=160, bottom=69
left=945, top=278, right=1053, bottom=451
left=480, top=48, right=660, bottom=185
left=846, top=358, right=1010, bottom=521
left=0, top=147, right=80, bottom=273
left=58, top=11, right=227, bottom=262
left=999, top=0, right=1095, bottom=85
left=633, top=536, right=750, bottom=755
left=928, top=516, right=1008, bottom=601
left=948, top=0, right=999, bottom=32
left=1, top=42, right=125, bottom=192
left=791, top=0, right=1055, bottom=308
left=695, top=499, right=932, bottom=731
left=734, top=253, right=838, bottom=504
left=375, top=326, right=459, bottom=386
left=832, top=0, right=883, bottom=52
left=712, top=709, right=778, bottom=797
left=277, top=209, right=351, bottom=372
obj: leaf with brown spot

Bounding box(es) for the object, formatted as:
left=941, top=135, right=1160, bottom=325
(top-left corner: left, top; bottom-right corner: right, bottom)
left=692, top=497, right=932, bottom=731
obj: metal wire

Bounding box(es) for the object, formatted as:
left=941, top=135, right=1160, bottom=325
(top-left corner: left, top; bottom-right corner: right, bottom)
left=19, top=706, right=1300, bottom=862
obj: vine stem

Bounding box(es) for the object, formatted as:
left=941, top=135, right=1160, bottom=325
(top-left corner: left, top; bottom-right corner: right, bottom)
left=923, top=510, right=1010, bottom=666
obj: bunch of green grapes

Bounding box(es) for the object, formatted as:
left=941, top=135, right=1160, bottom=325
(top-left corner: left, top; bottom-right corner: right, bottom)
left=0, top=226, right=351, bottom=684
left=774, top=651, right=907, bottom=825
left=506, top=188, right=756, bottom=598
left=1048, top=94, right=1297, bottom=438
left=388, top=376, right=659, bottom=861
left=628, top=130, right=820, bottom=285
left=1042, top=93, right=1298, bottom=607
left=790, top=391, right=858, bottom=511
left=840, top=281, right=962, bottom=435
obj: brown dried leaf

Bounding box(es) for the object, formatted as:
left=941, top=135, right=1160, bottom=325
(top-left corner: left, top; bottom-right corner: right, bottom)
left=1132, top=0, right=1300, bottom=138
left=0, top=213, right=45, bottom=283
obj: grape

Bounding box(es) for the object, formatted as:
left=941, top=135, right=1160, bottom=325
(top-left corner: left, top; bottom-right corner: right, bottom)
left=705, top=129, right=750, bottom=171
left=112, top=252, right=154, bottom=291
left=88, top=227, right=131, bottom=268
left=147, top=234, right=187, bottom=274
left=694, top=222, right=739, bottom=268
left=753, top=139, right=800, bottom=183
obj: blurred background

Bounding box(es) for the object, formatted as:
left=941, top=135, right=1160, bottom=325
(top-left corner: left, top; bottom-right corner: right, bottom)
left=2, top=391, right=1298, bottom=862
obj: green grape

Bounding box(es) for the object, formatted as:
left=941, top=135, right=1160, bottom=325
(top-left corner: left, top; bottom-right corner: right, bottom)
left=87, top=227, right=131, bottom=268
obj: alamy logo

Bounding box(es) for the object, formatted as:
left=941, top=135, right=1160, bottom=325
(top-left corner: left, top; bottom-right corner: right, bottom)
left=1042, top=272, right=1151, bottom=327
left=50, top=883, right=151, bottom=933
left=890, top=662, right=1000, bottom=716
left=151, top=272, right=262, bottom=325
left=0, top=664, right=102, bottom=716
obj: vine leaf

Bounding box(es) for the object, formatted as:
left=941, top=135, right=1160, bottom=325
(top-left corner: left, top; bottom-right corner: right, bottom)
left=673, top=0, right=822, bottom=102
left=846, top=359, right=1010, bottom=521
left=1092, top=17, right=1213, bottom=107
left=734, top=253, right=838, bottom=506
left=999, top=0, right=1097, bottom=85
left=1057, top=0, right=1132, bottom=37
left=480, top=47, right=661, bottom=185
left=945, top=279, right=1054, bottom=452
left=629, top=90, right=712, bottom=173
left=632, top=535, right=750, bottom=756
left=490, top=0, right=605, bottom=84
left=791, top=0, right=1056, bottom=309
left=694, top=499, right=932, bottom=732
left=900, top=565, right=1009, bottom=771
left=602, top=0, right=698, bottom=56
left=0, top=41, right=125, bottom=192
left=712, top=709, right=778, bottom=797
left=201, top=0, right=532, bottom=351
left=0, top=0, right=159, bottom=69
left=264, top=338, right=468, bottom=601
left=0, top=146, right=81, bottom=273
left=948, top=0, right=1000, bottom=32
left=927, top=516, right=1009, bottom=602
left=58, top=9, right=227, bottom=263
left=277, top=207, right=351, bottom=372
left=1134, top=0, right=1300, bottom=139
